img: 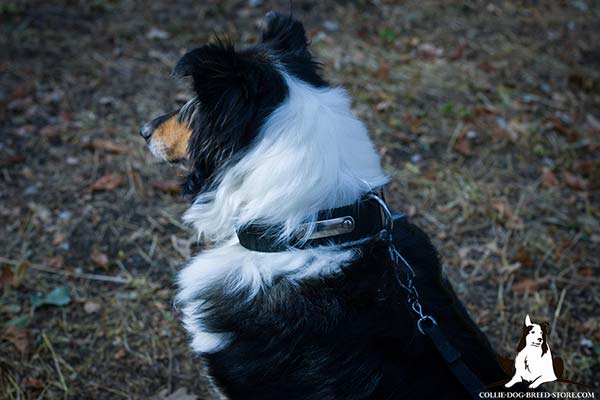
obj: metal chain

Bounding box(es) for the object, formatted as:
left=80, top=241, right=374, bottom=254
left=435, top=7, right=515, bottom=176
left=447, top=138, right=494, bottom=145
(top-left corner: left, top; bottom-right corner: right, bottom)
left=369, top=194, right=437, bottom=335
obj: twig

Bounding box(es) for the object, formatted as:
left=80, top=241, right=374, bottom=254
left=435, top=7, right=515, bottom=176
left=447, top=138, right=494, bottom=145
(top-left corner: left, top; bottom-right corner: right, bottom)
left=33, top=264, right=130, bottom=284
left=551, top=288, right=567, bottom=335
left=0, top=257, right=130, bottom=284
left=42, top=333, right=68, bottom=394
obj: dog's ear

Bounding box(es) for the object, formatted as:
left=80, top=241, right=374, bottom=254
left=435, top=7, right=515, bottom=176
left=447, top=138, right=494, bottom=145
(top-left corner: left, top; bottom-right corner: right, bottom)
left=173, top=40, right=267, bottom=100
left=172, top=40, right=287, bottom=196
left=260, top=12, right=309, bottom=53
left=525, top=314, right=533, bottom=327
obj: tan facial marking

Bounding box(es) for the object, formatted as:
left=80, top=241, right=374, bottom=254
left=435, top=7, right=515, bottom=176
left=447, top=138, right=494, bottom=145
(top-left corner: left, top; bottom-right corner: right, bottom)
left=151, top=114, right=192, bottom=161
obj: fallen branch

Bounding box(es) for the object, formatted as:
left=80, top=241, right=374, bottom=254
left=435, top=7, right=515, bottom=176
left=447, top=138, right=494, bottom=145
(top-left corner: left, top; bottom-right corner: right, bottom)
left=0, top=257, right=130, bottom=284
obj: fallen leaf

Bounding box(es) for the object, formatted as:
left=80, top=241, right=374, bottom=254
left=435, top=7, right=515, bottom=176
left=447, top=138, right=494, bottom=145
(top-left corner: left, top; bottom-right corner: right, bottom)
left=2, top=326, right=32, bottom=354
left=146, top=28, right=170, bottom=40
left=153, top=181, right=181, bottom=194
left=417, top=43, right=444, bottom=58
left=113, top=348, right=127, bottom=360
left=375, top=101, right=391, bottom=112
left=477, top=61, right=496, bottom=73
left=52, top=232, right=66, bottom=246
left=12, top=261, right=30, bottom=287
left=0, top=155, right=26, bottom=166
left=513, top=249, right=533, bottom=268
left=6, top=315, right=30, bottom=328
left=40, top=125, right=63, bottom=138
left=454, top=135, right=472, bottom=156
left=152, top=387, right=198, bottom=400
left=88, top=174, right=124, bottom=192
left=89, top=139, right=129, bottom=154
left=22, top=377, right=45, bottom=389
left=32, top=286, right=71, bottom=308
left=491, top=199, right=509, bottom=217
left=46, top=255, right=64, bottom=269
left=376, top=62, right=391, bottom=81
left=541, top=167, right=558, bottom=187
left=512, top=278, right=546, bottom=294
left=90, top=249, right=109, bottom=268
left=574, top=160, right=600, bottom=177
left=84, top=301, right=101, bottom=314
left=562, top=172, right=588, bottom=191
left=577, top=268, right=593, bottom=278
left=550, top=117, right=579, bottom=141
left=0, top=267, right=14, bottom=290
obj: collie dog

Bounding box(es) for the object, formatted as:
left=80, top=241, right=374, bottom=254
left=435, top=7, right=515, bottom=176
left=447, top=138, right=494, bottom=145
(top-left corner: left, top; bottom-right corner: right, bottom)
left=505, top=315, right=558, bottom=389
left=140, top=12, right=509, bottom=400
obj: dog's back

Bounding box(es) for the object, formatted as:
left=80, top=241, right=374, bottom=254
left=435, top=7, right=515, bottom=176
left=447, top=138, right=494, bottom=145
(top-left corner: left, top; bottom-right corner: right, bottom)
left=200, top=221, right=507, bottom=400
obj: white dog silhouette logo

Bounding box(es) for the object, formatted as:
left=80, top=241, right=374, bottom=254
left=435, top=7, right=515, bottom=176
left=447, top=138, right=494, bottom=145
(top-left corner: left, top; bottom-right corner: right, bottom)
left=505, top=314, right=560, bottom=389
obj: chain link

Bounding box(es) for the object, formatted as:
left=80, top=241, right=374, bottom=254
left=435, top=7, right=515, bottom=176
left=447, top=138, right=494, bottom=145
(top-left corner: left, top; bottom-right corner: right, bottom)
left=369, top=194, right=437, bottom=335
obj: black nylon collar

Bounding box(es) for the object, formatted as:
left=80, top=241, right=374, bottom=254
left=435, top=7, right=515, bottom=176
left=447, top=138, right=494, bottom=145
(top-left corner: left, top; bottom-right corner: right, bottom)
left=236, top=193, right=388, bottom=252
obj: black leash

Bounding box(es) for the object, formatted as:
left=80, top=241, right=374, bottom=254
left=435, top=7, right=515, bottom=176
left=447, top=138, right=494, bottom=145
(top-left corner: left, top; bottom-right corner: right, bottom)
left=371, top=194, right=487, bottom=400
left=236, top=191, right=488, bottom=399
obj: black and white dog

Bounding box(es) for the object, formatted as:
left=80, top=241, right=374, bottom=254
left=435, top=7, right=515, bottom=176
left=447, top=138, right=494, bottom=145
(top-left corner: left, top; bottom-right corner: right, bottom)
left=140, top=12, right=510, bottom=400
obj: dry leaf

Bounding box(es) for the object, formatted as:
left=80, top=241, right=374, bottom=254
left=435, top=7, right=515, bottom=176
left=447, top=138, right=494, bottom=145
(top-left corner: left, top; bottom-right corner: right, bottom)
left=113, top=348, right=127, bottom=360
left=52, top=232, right=66, bottom=246
left=491, top=200, right=509, bottom=216
left=577, top=267, right=593, bottom=278
left=541, top=167, right=558, bottom=187
left=417, top=43, right=444, bottom=58
left=0, top=267, right=15, bottom=290
left=90, top=139, right=129, bottom=154
left=562, top=172, right=588, bottom=191
left=152, top=387, right=198, bottom=400
left=550, top=117, right=579, bottom=141
left=88, top=174, right=124, bottom=192
left=84, top=301, right=101, bottom=314
left=2, top=326, right=32, bottom=353
left=375, top=101, right=391, bottom=112
left=574, top=160, right=600, bottom=177
left=40, top=125, right=63, bottom=138
left=22, top=377, right=45, bottom=389
left=153, top=181, right=181, bottom=194
left=513, top=249, right=533, bottom=268
left=12, top=261, right=30, bottom=287
left=91, top=249, right=109, bottom=268
left=376, top=62, right=391, bottom=81
left=512, top=278, right=545, bottom=294
left=0, top=155, right=26, bottom=166
left=46, top=255, right=64, bottom=269
left=453, top=135, right=472, bottom=156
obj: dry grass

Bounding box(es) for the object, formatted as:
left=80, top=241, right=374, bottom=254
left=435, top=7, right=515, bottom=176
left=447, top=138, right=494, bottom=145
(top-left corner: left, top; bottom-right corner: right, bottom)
left=1, top=0, right=598, bottom=398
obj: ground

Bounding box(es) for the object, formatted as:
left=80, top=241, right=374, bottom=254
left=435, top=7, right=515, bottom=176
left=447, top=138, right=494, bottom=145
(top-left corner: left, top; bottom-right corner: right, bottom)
left=0, top=1, right=598, bottom=399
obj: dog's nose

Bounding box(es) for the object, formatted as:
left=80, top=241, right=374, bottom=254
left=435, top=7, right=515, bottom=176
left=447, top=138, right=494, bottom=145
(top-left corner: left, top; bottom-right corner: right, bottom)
left=139, top=123, right=154, bottom=140
left=537, top=338, right=543, bottom=342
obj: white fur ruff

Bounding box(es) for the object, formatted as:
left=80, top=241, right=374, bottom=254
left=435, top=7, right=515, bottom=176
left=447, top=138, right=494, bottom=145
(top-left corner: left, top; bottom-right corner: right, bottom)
left=177, top=74, right=388, bottom=354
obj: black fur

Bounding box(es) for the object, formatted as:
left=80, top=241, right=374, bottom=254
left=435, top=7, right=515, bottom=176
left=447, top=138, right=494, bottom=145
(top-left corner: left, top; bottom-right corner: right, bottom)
left=173, top=12, right=326, bottom=196
left=193, top=221, right=509, bottom=399
left=174, top=39, right=287, bottom=196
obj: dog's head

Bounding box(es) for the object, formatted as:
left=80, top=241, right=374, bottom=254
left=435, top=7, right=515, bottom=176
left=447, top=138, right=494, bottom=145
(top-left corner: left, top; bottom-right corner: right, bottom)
left=139, top=12, right=326, bottom=196
left=517, top=314, right=549, bottom=354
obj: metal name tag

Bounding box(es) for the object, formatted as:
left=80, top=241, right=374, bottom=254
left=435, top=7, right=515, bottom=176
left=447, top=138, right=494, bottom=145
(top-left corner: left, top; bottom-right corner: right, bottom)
left=295, top=216, right=355, bottom=240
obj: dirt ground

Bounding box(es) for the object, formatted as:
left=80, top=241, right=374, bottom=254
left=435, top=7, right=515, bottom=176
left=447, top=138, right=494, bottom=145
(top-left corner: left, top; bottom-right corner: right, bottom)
left=1, top=0, right=598, bottom=399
